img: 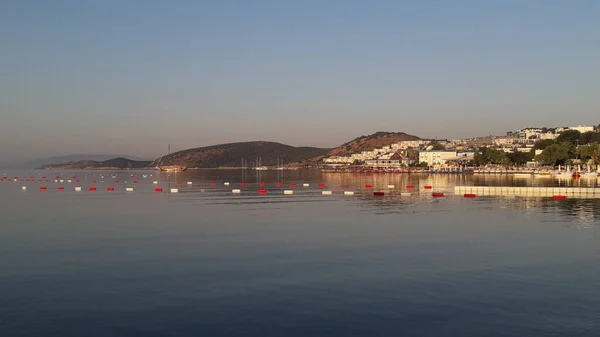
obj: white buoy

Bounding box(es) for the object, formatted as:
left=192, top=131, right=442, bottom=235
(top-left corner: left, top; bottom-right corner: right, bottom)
left=67, top=180, right=71, bottom=183
left=224, top=182, right=230, bottom=186
left=232, top=189, right=241, bottom=193
left=75, top=187, right=82, bottom=192
left=22, top=186, right=27, bottom=191
left=170, top=188, right=179, bottom=193
left=284, top=190, right=294, bottom=195
left=387, top=184, right=395, bottom=188
left=401, top=192, right=411, bottom=197
left=344, top=191, right=354, bottom=196
left=322, top=190, right=333, bottom=195
left=60, top=180, right=64, bottom=183
left=187, top=181, right=193, bottom=185
left=54, top=180, right=58, bottom=183
left=126, top=187, right=134, bottom=192
left=303, top=183, right=309, bottom=187
left=153, top=181, right=158, bottom=184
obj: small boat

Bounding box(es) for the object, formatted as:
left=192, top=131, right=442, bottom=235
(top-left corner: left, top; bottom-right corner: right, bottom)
left=159, top=165, right=187, bottom=172
left=156, top=144, right=187, bottom=172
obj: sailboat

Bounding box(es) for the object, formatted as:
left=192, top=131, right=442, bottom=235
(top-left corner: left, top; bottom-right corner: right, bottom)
left=157, top=144, right=187, bottom=172
left=253, top=156, right=268, bottom=170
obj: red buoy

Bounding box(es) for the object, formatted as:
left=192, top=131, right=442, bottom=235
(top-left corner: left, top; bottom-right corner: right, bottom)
left=289, top=183, right=296, bottom=187
left=177, top=181, right=183, bottom=185
left=114, top=180, right=119, bottom=183
left=373, top=192, right=385, bottom=196
left=240, top=182, right=247, bottom=186
left=552, top=195, right=567, bottom=200
left=107, top=187, right=115, bottom=191
left=464, top=194, right=476, bottom=198
left=365, top=184, right=372, bottom=188
left=133, top=180, right=138, bottom=184
left=76, top=180, right=81, bottom=183
left=154, top=188, right=163, bottom=193
left=275, top=183, right=281, bottom=187
left=257, top=189, right=267, bottom=194
left=210, top=182, right=216, bottom=185
left=57, top=187, right=64, bottom=191
left=407, top=185, right=415, bottom=189
left=89, top=187, right=97, bottom=191
left=40, top=186, right=47, bottom=190
left=432, top=192, right=444, bottom=197
left=424, top=186, right=432, bottom=189
left=318, top=183, right=325, bottom=187
left=92, top=180, right=97, bottom=183
left=259, top=182, right=266, bottom=187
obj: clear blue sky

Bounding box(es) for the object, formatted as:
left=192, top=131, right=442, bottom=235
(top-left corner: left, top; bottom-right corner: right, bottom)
left=1, top=0, right=599, bottom=160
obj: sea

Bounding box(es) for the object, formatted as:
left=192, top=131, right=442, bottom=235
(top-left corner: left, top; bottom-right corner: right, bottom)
left=1, top=169, right=600, bottom=337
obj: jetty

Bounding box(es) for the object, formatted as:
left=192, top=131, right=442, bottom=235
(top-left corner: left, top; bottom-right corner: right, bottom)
left=454, top=186, right=600, bottom=198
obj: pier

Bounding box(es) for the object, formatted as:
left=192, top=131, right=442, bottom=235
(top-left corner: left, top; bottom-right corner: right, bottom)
left=454, top=186, right=600, bottom=198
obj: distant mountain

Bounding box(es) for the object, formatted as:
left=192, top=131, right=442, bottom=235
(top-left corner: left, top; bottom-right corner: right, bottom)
left=39, top=157, right=152, bottom=170
left=150, top=141, right=330, bottom=168
left=314, top=131, right=422, bottom=160
left=18, top=154, right=149, bottom=169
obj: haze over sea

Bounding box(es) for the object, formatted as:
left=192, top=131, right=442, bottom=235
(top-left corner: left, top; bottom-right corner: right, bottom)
left=1, top=170, right=600, bottom=337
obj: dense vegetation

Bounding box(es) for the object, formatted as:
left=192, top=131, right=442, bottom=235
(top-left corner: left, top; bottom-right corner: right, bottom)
left=152, top=141, right=330, bottom=168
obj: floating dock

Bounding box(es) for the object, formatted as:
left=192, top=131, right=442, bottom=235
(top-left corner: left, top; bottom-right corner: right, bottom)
left=455, top=186, right=600, bottom=198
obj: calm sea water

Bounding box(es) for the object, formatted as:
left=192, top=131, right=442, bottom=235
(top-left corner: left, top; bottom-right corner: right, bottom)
left=1, top=170, right=600, bottom=337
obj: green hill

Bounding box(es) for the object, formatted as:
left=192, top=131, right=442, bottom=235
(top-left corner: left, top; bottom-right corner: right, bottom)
left=151, top=141, right=330, bottom=168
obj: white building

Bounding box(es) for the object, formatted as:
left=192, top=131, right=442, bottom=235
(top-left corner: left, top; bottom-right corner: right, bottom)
left=419, top=150, right=477, bottom=166
left=569, top=125, right=594, bottom=134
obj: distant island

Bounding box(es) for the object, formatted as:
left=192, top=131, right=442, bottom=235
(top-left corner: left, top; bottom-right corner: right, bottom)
left=38, top=131, right=422, bottom=169
left=39, top=157, right=152, bottom=170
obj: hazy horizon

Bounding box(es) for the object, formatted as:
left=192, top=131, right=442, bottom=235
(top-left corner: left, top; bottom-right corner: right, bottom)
left=2, top=0, right=599, bottom=160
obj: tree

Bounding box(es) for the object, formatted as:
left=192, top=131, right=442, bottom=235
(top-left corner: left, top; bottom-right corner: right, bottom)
left=578, top=142, right=600, bottom=166
left=507, top=151, right=534, bottom=165
left=535, top=143, right=572, bottom=165
left=555, top=130, right=581, bottom=144
left=533, top=139, right=554, bottom=150
left=579, top=131, right=600, bottom=145
left=427, top=141, right=445, bottom=150
left=405, top=147, right=419, bottom=161
left=473, top=147, right=509, bottom=166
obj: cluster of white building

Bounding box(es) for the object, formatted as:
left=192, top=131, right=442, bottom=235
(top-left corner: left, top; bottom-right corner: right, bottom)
left=494, top=125, right=595, bottom=148
left=323, top=125, right=597, bottom=167
left=322, top=140, right=431, bottom=165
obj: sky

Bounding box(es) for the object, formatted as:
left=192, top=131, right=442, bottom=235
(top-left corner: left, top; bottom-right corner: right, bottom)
left=1, top=0, right=599, bottom=160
